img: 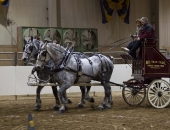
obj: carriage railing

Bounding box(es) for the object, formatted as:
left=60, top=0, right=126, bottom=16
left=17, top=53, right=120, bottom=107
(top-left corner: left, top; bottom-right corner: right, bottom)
left=132, top=59, right=143, bottom=74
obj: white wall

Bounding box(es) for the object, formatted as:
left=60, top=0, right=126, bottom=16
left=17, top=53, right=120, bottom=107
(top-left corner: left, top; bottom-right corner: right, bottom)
left=0, top=64, right=133, bottom=96
left=159, top=0, right=170, bottom=49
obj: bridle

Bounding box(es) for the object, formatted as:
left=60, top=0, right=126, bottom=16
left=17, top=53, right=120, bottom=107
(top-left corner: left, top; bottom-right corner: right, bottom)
left=24, top=44, right=33, bottom=55
left=24, top=43, right=39, bottom=61
left=37, top=44, right=71, bottom=69
left=37, top=49, right=50, bottom=65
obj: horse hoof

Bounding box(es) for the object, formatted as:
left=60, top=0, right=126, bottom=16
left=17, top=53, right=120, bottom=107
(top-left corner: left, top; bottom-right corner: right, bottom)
left=67, top=99, right=72, bottom=104
left=110, top=101, right=113, bottom=105
left=78, top=104, right=84, bottom=108
left=34, top=105, right=41, bottom=111
left=52, top=106, right=60, bottom=111
left=98, top=107, right=103, bottom=111
left=106, top=105, right=111, bottom=109
left=103, top=104, right=107, bottom=109
left=58, top=110, right=65, bottom=114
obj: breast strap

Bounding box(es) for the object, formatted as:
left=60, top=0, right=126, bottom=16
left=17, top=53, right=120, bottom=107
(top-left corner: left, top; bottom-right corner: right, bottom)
left=74, top=55, right=82, bottom=84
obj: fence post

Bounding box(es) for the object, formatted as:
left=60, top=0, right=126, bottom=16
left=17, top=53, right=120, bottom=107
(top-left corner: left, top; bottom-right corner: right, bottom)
left=13, top=52, right=18, bottom=66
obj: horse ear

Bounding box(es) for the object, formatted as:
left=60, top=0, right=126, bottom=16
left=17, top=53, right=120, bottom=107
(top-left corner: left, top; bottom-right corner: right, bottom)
left=42, top=42, right=48, bottom=49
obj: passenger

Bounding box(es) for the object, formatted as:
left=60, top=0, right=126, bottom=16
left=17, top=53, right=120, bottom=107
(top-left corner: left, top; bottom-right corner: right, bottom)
left=121, top=19, right=142, bottom=52
left=129, top=17, right=156, bottom=59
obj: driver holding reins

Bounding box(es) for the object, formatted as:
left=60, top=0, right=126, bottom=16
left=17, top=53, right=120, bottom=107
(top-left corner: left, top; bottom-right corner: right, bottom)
left=129, top=17, right=157, bottom=59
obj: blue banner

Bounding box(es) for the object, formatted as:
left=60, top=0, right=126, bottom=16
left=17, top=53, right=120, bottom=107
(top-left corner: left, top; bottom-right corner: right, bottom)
left=0, top=0, right=9, bottom=7
left=100, top=0, right=130, bottom=24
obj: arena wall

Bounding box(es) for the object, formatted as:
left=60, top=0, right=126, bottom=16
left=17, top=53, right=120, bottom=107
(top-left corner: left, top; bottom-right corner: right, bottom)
left=0, top=64, right=132, bottom=96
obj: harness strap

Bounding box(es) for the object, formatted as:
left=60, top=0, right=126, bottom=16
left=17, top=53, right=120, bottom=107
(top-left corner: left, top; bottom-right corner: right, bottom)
left=95, top=54, right=111, bottom=74
left=94, top=54, right=104, bottom=71
left=73, top=55, right=82, bottom=84
left=63, top=67, right=94, bottom=79
left=52, top=46, right=74, bottom=72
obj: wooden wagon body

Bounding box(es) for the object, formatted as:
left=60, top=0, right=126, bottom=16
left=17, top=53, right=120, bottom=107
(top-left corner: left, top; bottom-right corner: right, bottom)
left=121, top=39, right=170, bottom=108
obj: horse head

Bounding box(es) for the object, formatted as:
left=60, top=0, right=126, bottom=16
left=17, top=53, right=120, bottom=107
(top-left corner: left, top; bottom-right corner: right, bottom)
left=35, top=42, right=50, bottom=70
left=22, top=39, right=42, bottom=64
left=35, top=43, right=66, bottom=70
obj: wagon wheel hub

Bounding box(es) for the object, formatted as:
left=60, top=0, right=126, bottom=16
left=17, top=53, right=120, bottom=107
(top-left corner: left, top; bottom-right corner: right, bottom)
left=157, top=91, right=162, bottom=97
left=132, top=89, right=138, bottom=95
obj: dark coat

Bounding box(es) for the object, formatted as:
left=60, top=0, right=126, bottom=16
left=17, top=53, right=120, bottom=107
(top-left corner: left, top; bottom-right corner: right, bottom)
left=139, top=23, right=157, bottom=40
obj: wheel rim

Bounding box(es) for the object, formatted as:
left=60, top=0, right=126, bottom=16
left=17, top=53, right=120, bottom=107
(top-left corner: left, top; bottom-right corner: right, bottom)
left=122, top=79, right=146, bottom=106
left=148, top=79, right=170, bottom=108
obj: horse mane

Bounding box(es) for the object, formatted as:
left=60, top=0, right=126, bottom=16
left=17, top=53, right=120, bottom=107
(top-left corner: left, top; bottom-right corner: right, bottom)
left=47, top=43, right=66, bottom=51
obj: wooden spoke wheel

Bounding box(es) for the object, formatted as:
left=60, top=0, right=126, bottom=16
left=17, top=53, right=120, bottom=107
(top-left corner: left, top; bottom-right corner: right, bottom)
left=148, top=79, right=170, bottom=108
left=122, top=79, right=146, bottom=106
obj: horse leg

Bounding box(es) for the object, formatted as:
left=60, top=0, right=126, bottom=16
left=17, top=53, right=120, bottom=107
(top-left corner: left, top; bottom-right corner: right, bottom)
left=63, top=90, right=72, bottom=104
left=104, top=83, right=112, bottom=109
left=98, top=71, right=112, bottom=110
left=51, top=86, right=60, bottom=110
left=78, top=86, right=86, bottom=108
left=85, top=86, right=95, bottom=103
left=98, top=82, right=112, bottom=111
left=109, top=86, right=113, bottom=105
left=57, top=85, right=70, bottom=114
left=34, top=86, right=44, bottom=110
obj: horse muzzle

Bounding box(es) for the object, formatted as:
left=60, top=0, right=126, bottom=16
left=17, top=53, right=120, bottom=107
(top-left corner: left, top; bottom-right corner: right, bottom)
left=35, top=65, right=44, bottom=70
left=22, top=57, right=28, bottom=62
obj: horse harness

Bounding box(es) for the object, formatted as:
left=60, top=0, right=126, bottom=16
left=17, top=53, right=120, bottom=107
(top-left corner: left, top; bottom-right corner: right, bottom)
left=49, top=46, right=112, bottom=84
left=50, top=47, right=94, bottom=83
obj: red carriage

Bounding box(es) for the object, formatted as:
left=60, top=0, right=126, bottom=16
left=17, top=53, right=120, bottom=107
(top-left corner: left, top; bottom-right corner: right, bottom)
left=121, top=39, right=170, bottom=108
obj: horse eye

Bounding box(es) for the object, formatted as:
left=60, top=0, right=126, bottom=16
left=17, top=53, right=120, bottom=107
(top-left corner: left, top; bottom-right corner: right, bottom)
left=42, top=51, right=46, bottom=56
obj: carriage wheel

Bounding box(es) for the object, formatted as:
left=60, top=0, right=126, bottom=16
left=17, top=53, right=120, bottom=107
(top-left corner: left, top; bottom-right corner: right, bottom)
left=122, top=79, right=146, bottom=106
left=147, top=79, right=170, bottom=108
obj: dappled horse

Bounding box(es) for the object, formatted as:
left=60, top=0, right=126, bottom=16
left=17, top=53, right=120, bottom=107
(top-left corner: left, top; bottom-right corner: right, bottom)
left=35, top=43, right=114, bottom=113
left=22, top=39, right=94, bottom=110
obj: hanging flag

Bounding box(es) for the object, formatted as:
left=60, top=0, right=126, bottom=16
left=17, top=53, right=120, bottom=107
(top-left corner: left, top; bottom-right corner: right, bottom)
left=116, top=0, right=130, bottom=24
left=0, top=0, right=9, bottom=7
left=100, top=0, right=115, bottom=24
left=100, top=0, right=130, bottom=24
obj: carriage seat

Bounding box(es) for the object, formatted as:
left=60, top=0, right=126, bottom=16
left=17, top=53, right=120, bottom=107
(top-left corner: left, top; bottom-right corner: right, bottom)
left=137, top=38, right=157, bottom=59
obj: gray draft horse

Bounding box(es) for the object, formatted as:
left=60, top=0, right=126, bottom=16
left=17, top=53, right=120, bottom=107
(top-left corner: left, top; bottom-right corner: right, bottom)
left=35, top=43, right=114, bottom=113
left=22, top=39, right=94, bottom=110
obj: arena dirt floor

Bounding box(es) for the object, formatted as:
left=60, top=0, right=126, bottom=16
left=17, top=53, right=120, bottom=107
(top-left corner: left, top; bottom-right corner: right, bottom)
left=0, top=92, right=170, bottom=130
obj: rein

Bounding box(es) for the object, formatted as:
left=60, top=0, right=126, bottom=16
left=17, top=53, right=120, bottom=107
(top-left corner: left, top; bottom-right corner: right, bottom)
left=94, top=36, right=129, bottom=50
left=107, top=40, right=128, bottom=51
